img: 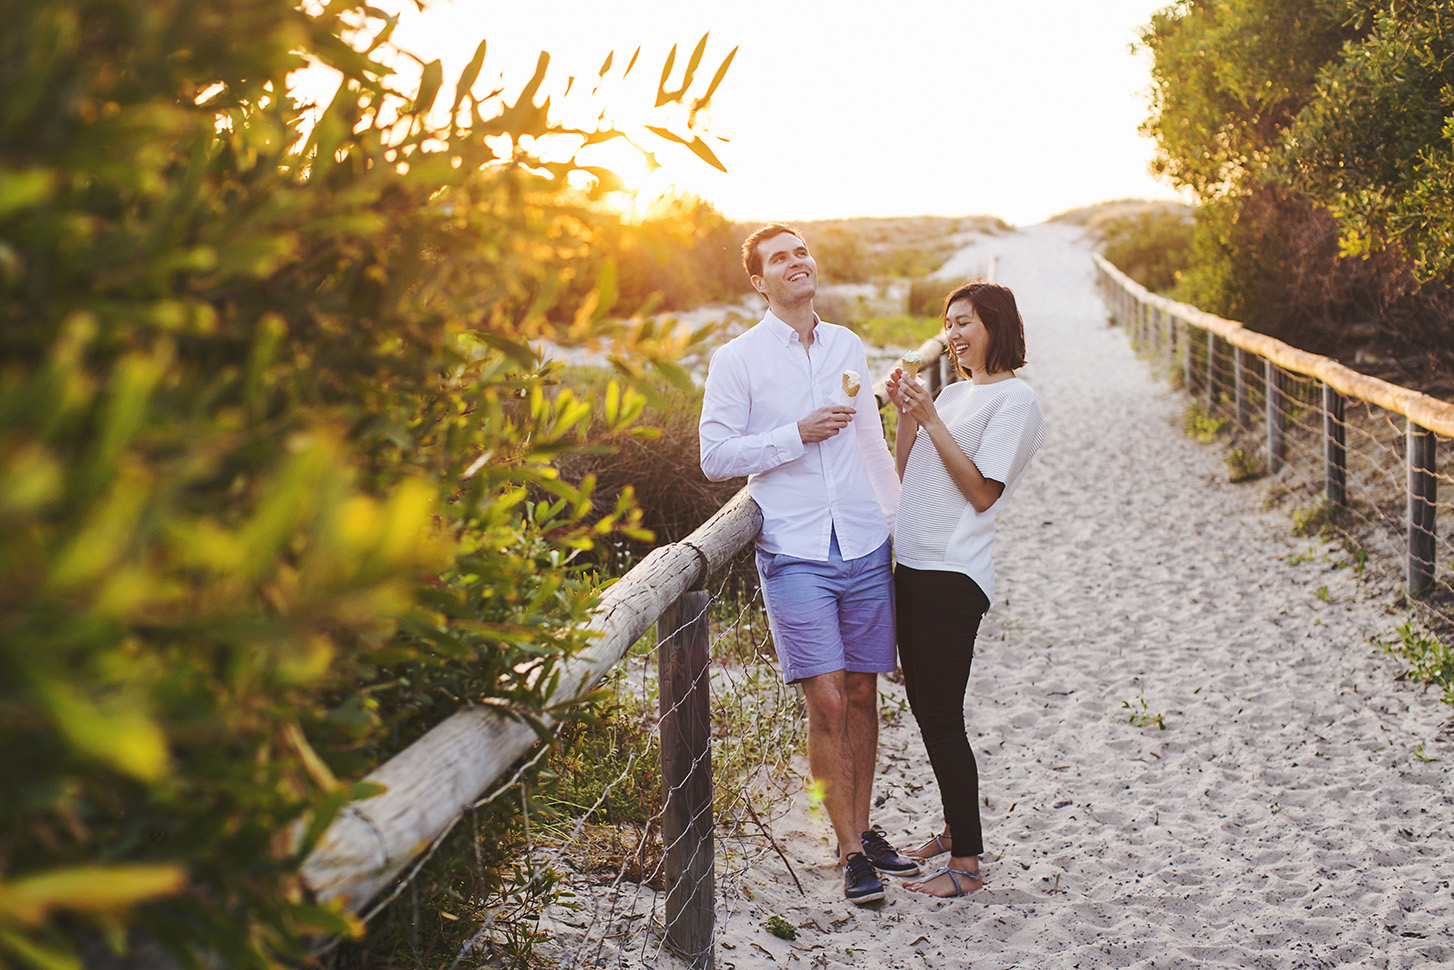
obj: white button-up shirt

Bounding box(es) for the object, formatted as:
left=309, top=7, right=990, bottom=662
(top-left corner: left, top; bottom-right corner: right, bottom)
left=699, top=310, right=900, bottom=560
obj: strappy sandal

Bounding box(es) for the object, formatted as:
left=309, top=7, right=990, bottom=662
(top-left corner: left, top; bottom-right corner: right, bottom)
left=905, top=832, right=952, bottom=861
left=917, top=864, right=983, bottom=898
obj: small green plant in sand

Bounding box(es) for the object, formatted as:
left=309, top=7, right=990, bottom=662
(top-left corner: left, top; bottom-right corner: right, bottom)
left=1269, top=802, right=1282, bottom=815
left=1337, top=546, right=1368, bottom=575
left=764, top=915, right=799, bottom=940
left=1121, top=694, right=1167, bottom=730
left=1291, top=501, right=1351, bottom=541
left=1184, top=402, right=1229, bottom=443
left=1413, top=743, right=1438, bottom=763
left=545, top=686, right=663, bottom=831
left=1314, top=585, right=1331, bottom=602
left=1380, top=625, right=1454, bottom=705
left=879, top=687, right=910, bottom=725
left=1225, top=447, right=1265, bottom=482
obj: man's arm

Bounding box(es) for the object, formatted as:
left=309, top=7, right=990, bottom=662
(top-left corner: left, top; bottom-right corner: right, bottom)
left=699, top=347, right=808, bottom=481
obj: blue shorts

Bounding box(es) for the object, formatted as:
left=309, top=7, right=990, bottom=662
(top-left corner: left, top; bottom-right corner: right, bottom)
left=755, top=534, right=896, bottom=684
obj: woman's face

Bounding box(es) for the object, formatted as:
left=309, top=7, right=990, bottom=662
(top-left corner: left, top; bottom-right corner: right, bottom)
left=944, top=298, right=989, bottom=374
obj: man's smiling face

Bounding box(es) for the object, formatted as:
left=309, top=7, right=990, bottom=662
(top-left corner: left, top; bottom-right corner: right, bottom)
left=751, top=232, right=817, bottom=310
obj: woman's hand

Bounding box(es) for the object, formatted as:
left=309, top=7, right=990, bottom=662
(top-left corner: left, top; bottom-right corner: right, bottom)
left=892, top=367, right=938, bottom=429
left=888, top=365, right=924, bottom=480
left=885, top=367, right=919, bottom=421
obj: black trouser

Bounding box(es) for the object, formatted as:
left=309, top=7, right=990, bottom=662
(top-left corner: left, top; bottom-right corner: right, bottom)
left=894, top=564, right=991, bottom=858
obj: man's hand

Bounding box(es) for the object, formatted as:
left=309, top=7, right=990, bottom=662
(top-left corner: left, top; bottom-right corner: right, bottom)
left=798, top=405, right=855, bottom=443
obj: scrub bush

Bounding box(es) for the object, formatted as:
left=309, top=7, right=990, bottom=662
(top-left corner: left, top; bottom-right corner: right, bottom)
left=0, top=2, right=730, bottom=966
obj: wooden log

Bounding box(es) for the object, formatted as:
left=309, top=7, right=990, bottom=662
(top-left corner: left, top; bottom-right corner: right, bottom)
left=300, top=488, right=764, bottom=911
left=1407, top=422, right=1437, bottom=598
left=1324, top=384, right=1347, bottom=507
left=1093, top=254, right=1454, bottom=437
left=1233, top=346, right=1251, bottom=429
left=1266, top=360, right=1287, bottom=474
left=658, top=591, right=715, bottom=969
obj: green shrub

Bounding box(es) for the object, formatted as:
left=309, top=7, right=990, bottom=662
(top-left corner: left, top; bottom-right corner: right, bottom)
left=0, top=2, right=731, bottom=966
left=1183, top=403, right=1229, bottom=442
left=1224, top=448, right=1265, bottom=482
left=1381, top=625, right=1454, bottom=705
left=909, top=276, right=961, bottom=317
left=853, top=314, right=943, bottom=349
left=552, top=368, right=745, bottom=574
left=1096, top=207, right=1194, bottom=294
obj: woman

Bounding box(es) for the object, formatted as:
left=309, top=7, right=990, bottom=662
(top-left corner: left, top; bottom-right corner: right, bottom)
left=885, top=281, right=1045, bottom=898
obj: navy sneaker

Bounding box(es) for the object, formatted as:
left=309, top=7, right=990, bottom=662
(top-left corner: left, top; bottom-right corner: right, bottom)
left=860, top=826, right=921, bottom=877
left=843, top=851, right=885, bottom=905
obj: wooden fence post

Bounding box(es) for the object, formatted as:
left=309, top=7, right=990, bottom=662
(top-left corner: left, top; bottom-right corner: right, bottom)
left=1206, top=333, right=1222, bottom=411
left=1233, top=347, right=1251, bottom=429
left=1182, top=319, right=1195, bottom=389
left=1407, top=422, right=1437, bottom=598
left=1266, top=360, right=1286, bottom=474
left=1324, top=384, right=1347, bottom=507
left=658, top=591, right=715, bottom=969
left=1163, top=308, right=1176, bottom=372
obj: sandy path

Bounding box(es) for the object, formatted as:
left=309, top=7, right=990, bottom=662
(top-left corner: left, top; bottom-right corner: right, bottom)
left=707, top=223, right=1454, bottom=970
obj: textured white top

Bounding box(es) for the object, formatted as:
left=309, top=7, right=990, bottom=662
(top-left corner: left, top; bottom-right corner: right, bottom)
left=699, top=310, right=900, bottom=560
left=894, top=378, right=1044, bottom=601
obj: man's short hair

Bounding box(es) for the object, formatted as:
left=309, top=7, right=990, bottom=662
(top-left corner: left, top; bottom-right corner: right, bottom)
left=741, top=223, right=805, bottom=279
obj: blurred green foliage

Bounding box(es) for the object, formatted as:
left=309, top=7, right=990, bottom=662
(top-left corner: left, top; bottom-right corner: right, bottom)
left=852, top=314, right=943, bottom=350
left=1095, top=208, right=1194, bottom=295
left=0, top=1, right=733, bottom=967
left=603, top=195, right=751, bottom=312
left=1281, top=2, right=1454, bottom=280
left=803, top=216, right=1005, bottom=284
left=1139, top=0, right=1454, bottom=380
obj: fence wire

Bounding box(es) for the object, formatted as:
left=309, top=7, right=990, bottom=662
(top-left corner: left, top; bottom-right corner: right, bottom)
left=445, top=558, right=803, bottom=969
left=1104, top=267, right=1454, bottom=640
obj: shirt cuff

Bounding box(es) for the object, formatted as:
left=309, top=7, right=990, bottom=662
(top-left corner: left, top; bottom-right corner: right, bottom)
left=773, top=422, right=806, bottom=462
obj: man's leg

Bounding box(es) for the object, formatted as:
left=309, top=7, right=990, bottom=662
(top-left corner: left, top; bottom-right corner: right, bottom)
left=799, top=669, right=865, bottom=864
left=844, top=669, right=879, bottom=844
left=833, top=539, right=920, bottom=877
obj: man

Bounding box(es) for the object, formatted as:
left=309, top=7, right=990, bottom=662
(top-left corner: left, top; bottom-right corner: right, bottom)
left=699, top=224, right=917, bottom=905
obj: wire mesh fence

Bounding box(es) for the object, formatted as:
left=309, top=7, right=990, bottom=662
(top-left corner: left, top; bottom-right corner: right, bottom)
left=1097, top=255, right=1454, bottom=641
left=424, top=561, right=802, bottom=970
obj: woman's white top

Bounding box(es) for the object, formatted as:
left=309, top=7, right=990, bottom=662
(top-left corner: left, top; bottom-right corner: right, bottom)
left=893, top=377, right=1044, bottom=602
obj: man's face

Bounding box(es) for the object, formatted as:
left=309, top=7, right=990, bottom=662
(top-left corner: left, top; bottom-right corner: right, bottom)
left=751, top=232, right=816, bottom=309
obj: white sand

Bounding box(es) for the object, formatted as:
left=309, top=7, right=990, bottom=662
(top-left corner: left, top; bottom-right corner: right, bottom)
left=701, top=223, right=1454, bottom=969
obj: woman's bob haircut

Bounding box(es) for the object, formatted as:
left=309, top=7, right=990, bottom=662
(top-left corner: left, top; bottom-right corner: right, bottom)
left=942, top=281, right=1027, bottom=378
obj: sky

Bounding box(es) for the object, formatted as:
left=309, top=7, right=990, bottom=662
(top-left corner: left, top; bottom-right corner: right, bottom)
left=348, top=0, right=1187, bottom=226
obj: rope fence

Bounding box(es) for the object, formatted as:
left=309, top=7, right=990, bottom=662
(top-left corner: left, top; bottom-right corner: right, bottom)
left=1097, top=254, right=1454, bottom=635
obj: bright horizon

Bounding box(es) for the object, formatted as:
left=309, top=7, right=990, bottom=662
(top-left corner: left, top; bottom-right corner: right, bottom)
left=336, top=0, right=1188, bottom=227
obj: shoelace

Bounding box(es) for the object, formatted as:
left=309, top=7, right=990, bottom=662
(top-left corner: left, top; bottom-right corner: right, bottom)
left=860, top=829, right=894, bottom=857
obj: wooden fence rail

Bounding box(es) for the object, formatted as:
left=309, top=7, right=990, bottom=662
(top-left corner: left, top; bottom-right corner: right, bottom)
left=299, top=490, right=762, bottom=916
left=1095, top=253, right=1452, bottom=597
